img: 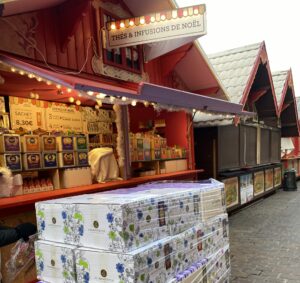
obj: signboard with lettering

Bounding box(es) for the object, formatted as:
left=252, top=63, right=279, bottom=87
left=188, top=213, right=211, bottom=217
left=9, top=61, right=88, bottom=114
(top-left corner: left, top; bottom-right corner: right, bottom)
left=45, top=102, right=83, bottom=132
left=105, top=5, right=206, bottom=49
left=9, top=97, right=46, bottom=130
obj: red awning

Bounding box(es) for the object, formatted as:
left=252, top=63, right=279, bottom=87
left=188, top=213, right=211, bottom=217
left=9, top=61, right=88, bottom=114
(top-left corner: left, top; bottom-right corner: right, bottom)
left=0, top=53, right=253, bottom=116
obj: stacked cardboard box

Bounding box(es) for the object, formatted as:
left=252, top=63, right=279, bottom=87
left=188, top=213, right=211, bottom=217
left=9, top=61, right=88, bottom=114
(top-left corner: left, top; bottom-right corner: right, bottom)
left=35, top=179, right=230, bottom=282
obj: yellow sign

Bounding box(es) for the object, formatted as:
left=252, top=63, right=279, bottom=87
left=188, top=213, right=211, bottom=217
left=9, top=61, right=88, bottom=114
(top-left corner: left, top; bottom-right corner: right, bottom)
left=45, top=102, right=83, bottom=132
left=9, top=97, right=45, bottom=130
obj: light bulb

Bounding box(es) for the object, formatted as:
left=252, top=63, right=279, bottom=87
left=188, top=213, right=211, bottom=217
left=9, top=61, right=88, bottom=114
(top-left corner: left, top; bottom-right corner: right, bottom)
left=67, top=88, right=72, bottom=93
left=30, top=92, right=35, bottom=99
left=69, top=97, right=75, bottom=103
left=120, top=22, right=125, bottom=28
left=46, top=81, right=52, bottom=85
left=193, top=109, right=196, bottom=113
left=121, top=96, right=127, bottom=102
left=96, top=100, right=102, bottom=107
left=87, top=91, right=94, bottom=96
left=75, top=100, right=81, bottom=106
left=35, top=94, right=39, bottom=100
left=56, top=84, right=61, bottom=89
left=28, top=73, right=34, bottom=79
left=19, top=71, right=25, bottom=75
left=110, top=96, right=115, bottom=102
left=194, top=8, right=199, bottom=15
left=129, top=20, right=134, bottom=26
left=183, top=10, right=188, bottom=17
left=172, top=10, right=177, bottom=18
left=78, top=92, right=82, bottom=97
left=111, top=23, right=116, bottom=30
left=140, top=17, right=145, bottom=24
left=37, top=77, right=42, bottom=82
left=95, top=104, right=100, bottom=110
left=150, top=16, right=155, bottom=22
left=11, top=67, right=16, bottom=72
left=161, top=14, right=166, bottom=21
left=131, top=100, right=137, bottom=106
left=96, top=93, right=106, bottom=99
left=143, top=101, right=149, bottom=107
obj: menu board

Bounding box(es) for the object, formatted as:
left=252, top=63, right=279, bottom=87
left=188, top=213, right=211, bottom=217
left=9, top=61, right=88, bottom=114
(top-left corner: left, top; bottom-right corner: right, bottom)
left=254, top=171, right=264, bottom=196
left=265, top=169, right=274, bottom=191
left=45, top=102, right=83, bottom=132
left=223, top=177, right=239, bottom=208
left=9, top=97, right=46, bottom=130
left=240, top=174, right=254, bottom=205
left=9, top=97, right=83, bottom=132
left=274, top=167, right=282, bottom=187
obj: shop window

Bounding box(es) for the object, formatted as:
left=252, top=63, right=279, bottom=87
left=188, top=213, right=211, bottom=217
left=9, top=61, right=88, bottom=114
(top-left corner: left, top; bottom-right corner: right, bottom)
left=102, top=11, right=142, bottom=74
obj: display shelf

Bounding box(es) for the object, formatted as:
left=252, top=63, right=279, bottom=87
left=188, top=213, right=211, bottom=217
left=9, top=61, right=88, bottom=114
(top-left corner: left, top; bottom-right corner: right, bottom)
left=0, top=169, right=203, bottom=216
left=131, top=157, right=187, bottom=163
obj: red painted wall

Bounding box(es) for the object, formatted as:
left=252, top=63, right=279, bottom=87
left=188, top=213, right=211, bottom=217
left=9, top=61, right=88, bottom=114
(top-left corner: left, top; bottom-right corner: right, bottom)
left=129, top=104, right=188, bottom=148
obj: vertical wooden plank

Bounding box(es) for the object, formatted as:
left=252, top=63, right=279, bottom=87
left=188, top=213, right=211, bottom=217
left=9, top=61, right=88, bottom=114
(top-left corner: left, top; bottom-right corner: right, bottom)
left=82, top=8, right=93, bottom=74
left=43, top=8, right=58, bottom=66
left=74, top=20, right=86, bottom=73
left=67, top=35, right=78, bottom=70
left=35, top=12, right=47, bottom=63
left=53, top=11, right=68, bottom=69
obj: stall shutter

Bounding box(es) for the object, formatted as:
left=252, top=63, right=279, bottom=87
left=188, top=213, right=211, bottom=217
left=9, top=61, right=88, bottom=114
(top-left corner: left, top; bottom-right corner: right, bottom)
left=218, top=125, right=240, bottom=171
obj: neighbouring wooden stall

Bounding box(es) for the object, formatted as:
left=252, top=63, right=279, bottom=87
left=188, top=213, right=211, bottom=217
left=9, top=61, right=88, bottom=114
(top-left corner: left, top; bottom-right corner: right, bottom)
left=193, top=42, right=283, bottom=212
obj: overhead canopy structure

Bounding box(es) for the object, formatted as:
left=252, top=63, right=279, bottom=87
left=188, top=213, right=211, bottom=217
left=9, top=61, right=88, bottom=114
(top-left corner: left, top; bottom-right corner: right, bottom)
left=0, top=53, right=253, bottom=116
left=272, top=69, right=300, bottom=137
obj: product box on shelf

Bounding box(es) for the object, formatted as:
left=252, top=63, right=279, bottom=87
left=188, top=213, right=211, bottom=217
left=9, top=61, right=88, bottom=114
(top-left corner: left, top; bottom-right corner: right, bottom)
left=59, top=167, right=92, bottom=189
left=137, top=149, right=144, bottom=161
left=143, top=137, right=151, bottom=150
left=58, top=152, right=76, bottom=168
left=21, top=135, right=40, bottom=152
left=41, top=136, right=57, bottom=152
left=56, top=136, right=74, bottom=151
left=42, top=152, right=58, bottom=169
left=0, top=134, right=21, bottom=153
left=0, top=153, right=22, bottom=171
left=23, top=178, right=54, bottom=194
left=161, top=148, right=168, bottom=159
left=35, top=240, right=76, bottom=283
left=75, top=151, right=89, bottom=167
left=151, top=149, right=161, bottom=160
left=75, top=136, right=88, bottom=151
left=144, top=149, right=151, bottom=161
left=23, top=153, right=42, bottom=170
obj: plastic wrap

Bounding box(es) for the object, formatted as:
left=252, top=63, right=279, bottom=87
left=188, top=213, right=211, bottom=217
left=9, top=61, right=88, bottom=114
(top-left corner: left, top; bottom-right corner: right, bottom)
left=35, top=180, right=230, bottom=283
left=5, top=234, right=37, bottom=283
left=35, top=214, right=229, bottom=283
left=35, top=179, right=226, bottom=252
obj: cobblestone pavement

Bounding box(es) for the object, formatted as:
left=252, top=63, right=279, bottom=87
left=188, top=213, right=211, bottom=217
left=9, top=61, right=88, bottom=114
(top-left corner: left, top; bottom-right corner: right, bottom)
left=230, top=187, right=300, bottom=283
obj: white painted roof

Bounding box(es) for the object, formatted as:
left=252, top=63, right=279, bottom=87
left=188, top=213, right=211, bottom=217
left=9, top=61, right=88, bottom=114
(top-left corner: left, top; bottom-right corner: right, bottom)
left=272, top=70, right=288, bottom=108
left=208, top=42, right=262, bottom=104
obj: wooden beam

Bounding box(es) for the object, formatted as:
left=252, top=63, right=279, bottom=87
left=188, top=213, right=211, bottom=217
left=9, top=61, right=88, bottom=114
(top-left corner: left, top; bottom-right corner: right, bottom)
left=281, top=102, right=292, bottom=112
left=193, top=87, right=220, bottom=95
left=248, top=87, right=270, bottom=105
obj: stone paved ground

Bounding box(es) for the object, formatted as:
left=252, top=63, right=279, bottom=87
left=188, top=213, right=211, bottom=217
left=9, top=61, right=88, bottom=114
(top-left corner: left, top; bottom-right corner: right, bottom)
left=230, top=187, right=300, bottom=283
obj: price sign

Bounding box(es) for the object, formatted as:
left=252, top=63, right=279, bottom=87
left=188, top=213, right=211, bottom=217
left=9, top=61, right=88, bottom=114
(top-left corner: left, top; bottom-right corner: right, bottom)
left=9, top=97, right=45, bottom=130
